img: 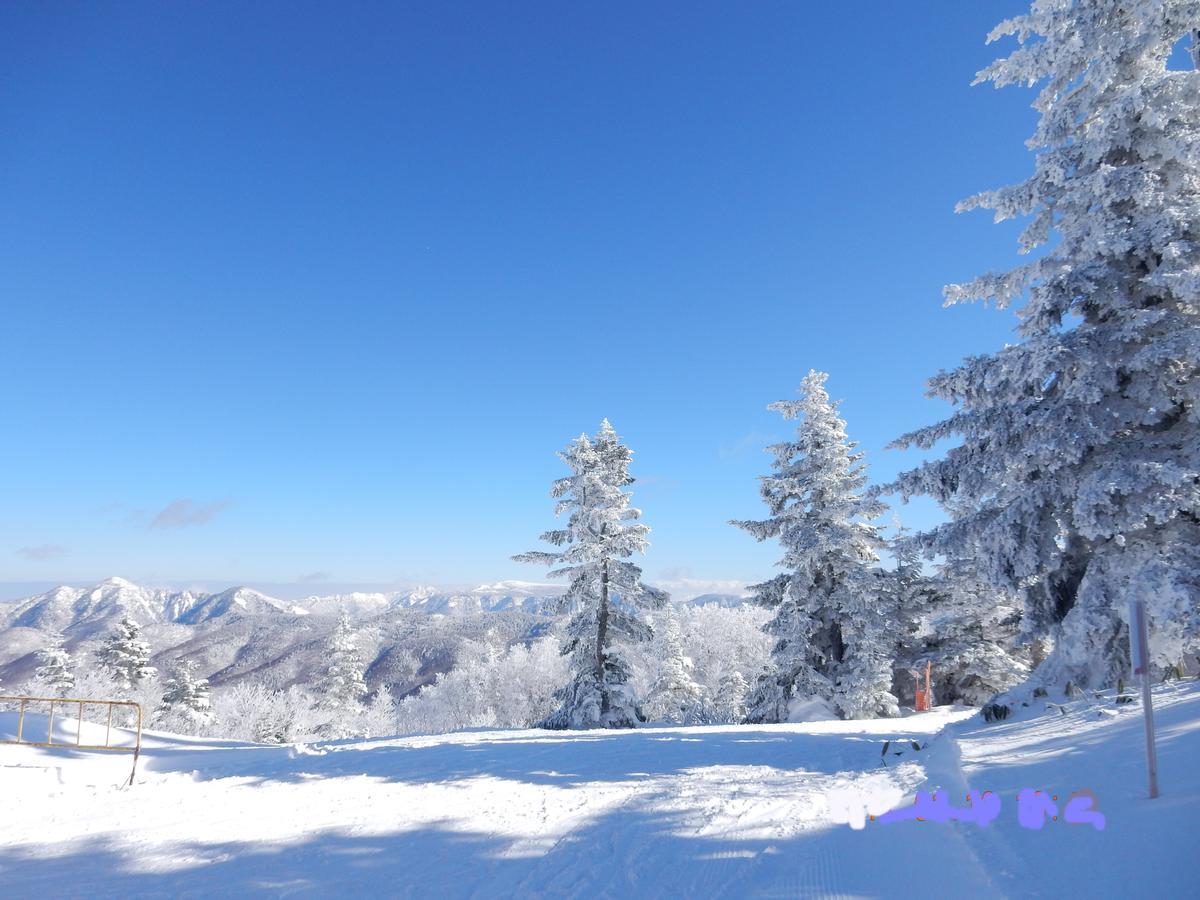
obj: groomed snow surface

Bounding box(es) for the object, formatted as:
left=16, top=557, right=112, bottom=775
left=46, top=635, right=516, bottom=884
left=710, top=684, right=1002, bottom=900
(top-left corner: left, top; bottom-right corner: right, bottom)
left=2, top=683, right=1197, bottom=898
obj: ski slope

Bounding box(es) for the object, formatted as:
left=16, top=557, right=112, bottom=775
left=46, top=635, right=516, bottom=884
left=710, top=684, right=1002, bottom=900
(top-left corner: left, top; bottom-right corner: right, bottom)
left=1, top=683, right=1197, bottom=898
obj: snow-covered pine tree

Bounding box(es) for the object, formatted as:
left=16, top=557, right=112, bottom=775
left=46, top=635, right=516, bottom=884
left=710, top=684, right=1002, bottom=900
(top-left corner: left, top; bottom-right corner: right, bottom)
left=96, top=615, right=157, bottom=691
left=924, top=559, right=1030, bottom=707
left=515, top=419, right=668, bottom=729
left=319, top=611, right=369, bottom=710
left=886, top=523, right=932, bottom=706
left=885, top=2, right=1200, bottom=703
left=644, top=605, right=706, bottom=724
left=733, top=371, right=899, bottom=722
left=34, top=633, right=76, bottom=696
left=889, top=529, right=1030, bottom=708
left=158, top=660, right=213, bottom=728
left=713, top=670, right=750, bottom=724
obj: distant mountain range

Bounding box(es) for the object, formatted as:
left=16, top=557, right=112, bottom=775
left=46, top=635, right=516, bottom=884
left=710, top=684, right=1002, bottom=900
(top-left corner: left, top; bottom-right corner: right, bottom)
left=0, top=577, right=746, bottom=696
left=686, top=593, right=752, bottom=608
left=0, top=576, right=567, bottom=638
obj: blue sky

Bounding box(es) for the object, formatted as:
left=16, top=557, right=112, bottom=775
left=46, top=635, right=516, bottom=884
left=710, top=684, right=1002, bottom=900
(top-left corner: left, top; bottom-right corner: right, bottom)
left=1, top=1, right=1041, bottom=599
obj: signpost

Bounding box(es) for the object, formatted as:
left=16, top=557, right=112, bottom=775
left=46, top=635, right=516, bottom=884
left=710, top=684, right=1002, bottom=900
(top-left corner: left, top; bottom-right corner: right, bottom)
left=1128, top=599, right=1159, bottom=799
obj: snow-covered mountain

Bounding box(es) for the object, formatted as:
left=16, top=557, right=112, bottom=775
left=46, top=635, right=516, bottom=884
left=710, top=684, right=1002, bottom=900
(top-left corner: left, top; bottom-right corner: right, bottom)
left=0, top=577, right=563, bottom=636
left=299, top=581, right=563, bottom=618
left=0, top=577, right=744, bottom=698
left=5, top=577, right=188, bottom=638
left=686, top=593, right=749, bottom=608
left=390, top=581, right=562, bottom=616
left=0, top=577, right=740, bottom=639
left=0, top=577, right=562, bottom=696
left=300, top=591, right=393, bottom=619
left=174, top=587, right=309, bottom=625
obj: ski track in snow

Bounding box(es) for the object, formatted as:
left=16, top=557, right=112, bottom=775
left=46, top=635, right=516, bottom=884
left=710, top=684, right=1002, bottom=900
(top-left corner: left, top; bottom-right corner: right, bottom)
left=1, top=684, right=1198, bottom=898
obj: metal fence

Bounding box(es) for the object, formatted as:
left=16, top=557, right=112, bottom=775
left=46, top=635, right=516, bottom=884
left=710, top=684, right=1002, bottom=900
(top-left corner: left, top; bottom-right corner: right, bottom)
left=0, top=695, right=143, bottom=786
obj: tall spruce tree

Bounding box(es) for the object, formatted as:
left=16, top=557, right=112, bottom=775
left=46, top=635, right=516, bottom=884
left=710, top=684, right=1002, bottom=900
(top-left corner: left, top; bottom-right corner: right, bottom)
left=515, top=420, right=667, bottom=729
left=885, top=1, right=1200, bottom=702
left=34, top=634, right=76, bottom=696
left=96, top=615, right=157, bottom=691
left=319, top=611, right=368, bottom=709
left=733, top=371, right=898, bottom=721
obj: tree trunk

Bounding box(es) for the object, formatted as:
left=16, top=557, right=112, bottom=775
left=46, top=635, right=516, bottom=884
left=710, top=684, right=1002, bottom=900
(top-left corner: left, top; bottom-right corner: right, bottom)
left=829, top=622, right=845, bottom=664
left=597, top=557, right=610, bottom=717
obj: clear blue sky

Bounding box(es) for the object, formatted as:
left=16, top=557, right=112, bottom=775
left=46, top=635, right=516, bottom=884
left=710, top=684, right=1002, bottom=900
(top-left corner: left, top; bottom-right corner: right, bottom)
left=1, top=1, right=1039, bottom=599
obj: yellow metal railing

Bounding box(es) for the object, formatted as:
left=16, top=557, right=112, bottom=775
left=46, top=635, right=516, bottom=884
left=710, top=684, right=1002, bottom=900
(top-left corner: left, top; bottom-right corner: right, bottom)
left=0, top=695, right=143, bottom=786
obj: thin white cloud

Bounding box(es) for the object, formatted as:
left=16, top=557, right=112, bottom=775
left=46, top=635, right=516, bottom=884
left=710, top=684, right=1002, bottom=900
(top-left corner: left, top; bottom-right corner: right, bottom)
left=17, top=544, right=69, bottom=561
left=151, top=498, right=233, bottom=529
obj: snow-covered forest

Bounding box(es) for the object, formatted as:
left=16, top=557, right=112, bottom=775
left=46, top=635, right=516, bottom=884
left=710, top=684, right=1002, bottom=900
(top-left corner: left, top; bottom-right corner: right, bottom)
left=0, top=580, right=774, bottom=743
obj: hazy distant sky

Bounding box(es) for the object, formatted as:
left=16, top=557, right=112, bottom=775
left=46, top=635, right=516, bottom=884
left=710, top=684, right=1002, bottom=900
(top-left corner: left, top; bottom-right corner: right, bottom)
left=2, top=2, right=1050, bottom=595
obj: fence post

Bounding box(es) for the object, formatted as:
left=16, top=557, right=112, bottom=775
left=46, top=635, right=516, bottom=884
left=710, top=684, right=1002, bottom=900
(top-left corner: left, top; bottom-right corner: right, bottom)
left=128, top=704, right=144, bottom=787
left=1128, top=599, right=1159, bottom=799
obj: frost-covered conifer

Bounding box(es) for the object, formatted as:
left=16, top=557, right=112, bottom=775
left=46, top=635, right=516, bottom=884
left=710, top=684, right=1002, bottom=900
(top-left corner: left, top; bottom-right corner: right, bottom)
left=96, top=615, right=157, bottom=691
left=886, top=2, right=1200, bottom=701
left=733, top=371, right=898, bottom=721
left=645, top=606, right=706, bottom=724
left=713, top=670, right=750, bottom=724
left=34, top=634, right=76, bottom=696
left=890, top=536, right=1029, bottom=707
left=925, top=560, right=1030, bottom=706
left=319, top=611, right=368, bottom=710
left=515, top=420, right=667, bottom=729
left=158, top=660, right=213, bottom=728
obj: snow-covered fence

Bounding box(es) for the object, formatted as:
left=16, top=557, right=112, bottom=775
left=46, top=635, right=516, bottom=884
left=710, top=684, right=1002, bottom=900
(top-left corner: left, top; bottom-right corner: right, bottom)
left=0, top=695, right=143, bottom=786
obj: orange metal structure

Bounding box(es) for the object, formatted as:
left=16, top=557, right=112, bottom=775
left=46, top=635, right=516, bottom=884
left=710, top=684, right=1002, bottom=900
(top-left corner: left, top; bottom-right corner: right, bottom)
left=0, top=695, right=143, bottom=786
left=913, top=661, right=933, bottom=712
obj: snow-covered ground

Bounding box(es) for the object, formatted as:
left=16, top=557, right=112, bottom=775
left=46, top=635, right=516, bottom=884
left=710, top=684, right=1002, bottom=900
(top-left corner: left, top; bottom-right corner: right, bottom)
left=1, top=683, right=1197, bottom=898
